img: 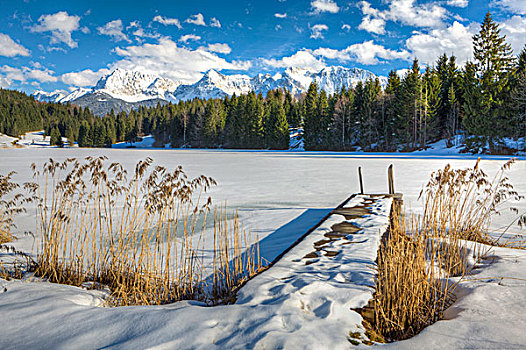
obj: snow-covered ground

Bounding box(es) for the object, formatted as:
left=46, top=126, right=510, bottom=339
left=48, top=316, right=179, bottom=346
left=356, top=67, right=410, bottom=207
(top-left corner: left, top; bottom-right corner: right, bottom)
left=0, top=194, right=394, bottom=349
left=112, top=134, right=156, bottom=148
left=0, top=131, right=71, bottom=148
left=0, top=149, right=525, bottom=348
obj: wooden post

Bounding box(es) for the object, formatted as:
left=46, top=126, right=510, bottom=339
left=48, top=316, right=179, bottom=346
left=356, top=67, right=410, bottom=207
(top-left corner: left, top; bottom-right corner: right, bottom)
left=358, top=167, right=364, bottom=194
left=388, top=164, right=395, bottom=194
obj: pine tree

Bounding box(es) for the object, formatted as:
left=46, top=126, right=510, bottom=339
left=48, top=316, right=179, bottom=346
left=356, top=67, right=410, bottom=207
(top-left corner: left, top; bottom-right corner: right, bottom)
left=385, top=70, right=401, bottom=95
left=202, top=100, right=219, bottom=147
left=507, top=46, right=526, bottom=141
left=396, top=59, right=422, bottom=149
left=422, top=68, right=441, bottom=144
left=464, top=11, right=515, bottom=150
left=50, top=126, right=62, bottom=147
left=303, top=81, right=319, bottom=150
left=265, top=96, right=289, bottom=149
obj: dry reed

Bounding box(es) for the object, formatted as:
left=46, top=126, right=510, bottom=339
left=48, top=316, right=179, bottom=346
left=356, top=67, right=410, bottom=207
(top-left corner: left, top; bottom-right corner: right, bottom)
left=26, top=156, right=262, bottom=306
left=369, top=158, right=523, bottom=341
left=0, top=171, right=27, bottom=244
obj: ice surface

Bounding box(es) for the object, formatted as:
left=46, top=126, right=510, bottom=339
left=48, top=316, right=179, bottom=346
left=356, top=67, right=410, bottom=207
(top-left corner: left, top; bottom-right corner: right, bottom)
left=0, top=149, right=525, bottom=349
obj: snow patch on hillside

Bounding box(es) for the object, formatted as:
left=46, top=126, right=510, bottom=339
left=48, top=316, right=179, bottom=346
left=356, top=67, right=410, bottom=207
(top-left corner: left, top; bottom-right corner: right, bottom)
left=0, top=130, right=71, bottom=148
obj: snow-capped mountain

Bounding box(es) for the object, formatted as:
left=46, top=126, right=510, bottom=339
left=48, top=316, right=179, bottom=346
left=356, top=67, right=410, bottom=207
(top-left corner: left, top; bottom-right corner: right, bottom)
left=94, top=68, right=180, bottom=102
left=33, top=66, right=387, bottom=115
left=32, top=90, right=67, bottom=103
left=60, top=88, right=91, bottom=103
left=172, top=70, right=253, bottom=101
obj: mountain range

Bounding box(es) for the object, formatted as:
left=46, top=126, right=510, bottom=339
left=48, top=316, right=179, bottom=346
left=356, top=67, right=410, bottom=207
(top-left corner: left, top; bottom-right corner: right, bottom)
left=33, top=66, right=387, bottom=115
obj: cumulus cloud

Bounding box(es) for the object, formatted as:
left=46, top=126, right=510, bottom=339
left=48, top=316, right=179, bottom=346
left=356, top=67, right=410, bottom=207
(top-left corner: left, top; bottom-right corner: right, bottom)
left=0, top=33, right=30, bottom=57
left=262, top=41, right=409, bottom=70
left=0, top=65, right=58, bottom=85
left=0, top=76, right=11, bottom=88
left=310, top=24, right=328, bottom=39
left=31, top=11, right=81, bottom=48
left=358, top=16, right=386, bottom=34
left=97, top=19, right=131, bottom=42
left=274, top=13, right=287, bottom=18
left=491, top=0, right=526, bottom=15
left=261, top=50, right=326, bottom=71
left=61, top=68, right=110, bottom=87
left=132, top=27, right=161, bottom=39
left=405, top=21, right=477, bottom=65
left=0, top=65, right=25, bottom=82
left=314, top=40, right=410, bottom=64
left=179, top=34, right=201, bottom=43
left=210, top=18, right=222, bottom=28
left=153, top=15, right=182, bottom=28
left=358, top=0, right=447, bottom=34
left=25, top=69, right=58, bottom=83
left=447, top=0, right=468, bottom=8
left=201, top=43, right=232, bottom=54
left=111, top=37, right=250, bottom=83
left=387, top=0, right=447, bottom=28
left=500, top=15, right=526, bottom=53
left=185, top=13, right=206, bottom=26
left=311, top=0, right=340, bottom=14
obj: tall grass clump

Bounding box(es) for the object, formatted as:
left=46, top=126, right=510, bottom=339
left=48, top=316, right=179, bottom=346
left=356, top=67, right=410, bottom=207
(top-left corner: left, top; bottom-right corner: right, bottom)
left=419, top=158, right=522, bottom=245
left=0, top=172, right=27, bottom=244
left=370, top=158, right=523, bottom=341
left=29, top=156, right=262, bottom=306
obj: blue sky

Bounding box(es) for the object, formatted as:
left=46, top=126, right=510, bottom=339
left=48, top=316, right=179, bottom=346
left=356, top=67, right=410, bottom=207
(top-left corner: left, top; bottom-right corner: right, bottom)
left=0, top=0, right=524, bottom=94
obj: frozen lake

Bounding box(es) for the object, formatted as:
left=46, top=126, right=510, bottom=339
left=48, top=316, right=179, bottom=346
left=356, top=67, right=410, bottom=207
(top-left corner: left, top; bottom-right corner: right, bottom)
left=1, top=148, right=526, bottom=349
left=2, top=148, right=525, bottom=261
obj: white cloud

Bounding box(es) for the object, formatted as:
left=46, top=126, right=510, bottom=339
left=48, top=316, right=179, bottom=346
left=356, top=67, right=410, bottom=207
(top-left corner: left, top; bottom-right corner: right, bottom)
left=447, top=0, right=468, bottom=8
left=179, top=34, right=201, bottom=43
left=201, top=43, right=232, bottom=54
left=31, top=11, right=80, bottom=48
left=492, top=0, right=526, bottom=15
left=311, top=0, right=340, bottom=14
left=0, top=33, right=30, bottom=57
left=0, top=65, right=25, bottom=82
left=153, top=15, right=182, bottom=28
left=261, top=50, right=326, bottom=71
left=358, top=0, right=447, bottom=34
left=132, top=27, right=161, bottom=39
left=0, top=65, right=58, bottom=85
left=405, top=21, right=476, bottom=65
left=112, top=37, right=250, bottom=83
left=97, top=19, right=131, bottom=42
left=396, top=68, right=411, bottom=77
left=313, top=40, right=410, bottom=64
left=210, top=18, right=222, bottom=28
left=0, top=76, right=11, bottom=89
left=185, top=13, right=206, bottom=26
left=341, top=24, right=351, bottom=32
left=388, top=0, right=447, bottom=28
left=274, top=13, right=287, bottom=18
left=347, top=41, right=410, bottom=64
left=275, top=25, right=283, bottom=31
left=500, top=15, right=526, bottom=53
left=61, top=68, right=110, bottom=87
left=358, top=16, right=386, bottom=34
left=25, top=68, right=58, bottom=83
left=310, top=24, right=328, bottom=39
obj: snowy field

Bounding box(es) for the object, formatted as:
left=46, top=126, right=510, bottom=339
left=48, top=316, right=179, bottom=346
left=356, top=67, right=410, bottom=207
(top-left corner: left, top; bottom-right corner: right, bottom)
left=0, top=131, right=71, bottom=148
left=1, top=148, right=525, bottom=349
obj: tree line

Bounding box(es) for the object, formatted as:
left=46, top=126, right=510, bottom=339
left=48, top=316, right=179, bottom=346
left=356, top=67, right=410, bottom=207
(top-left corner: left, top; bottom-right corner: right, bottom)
left=0, top=12, right=524, bottom=153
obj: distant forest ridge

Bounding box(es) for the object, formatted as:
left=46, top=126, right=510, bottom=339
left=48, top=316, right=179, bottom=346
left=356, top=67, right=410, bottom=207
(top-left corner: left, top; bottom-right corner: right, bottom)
left=1, top=12, right=524, bottom=154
